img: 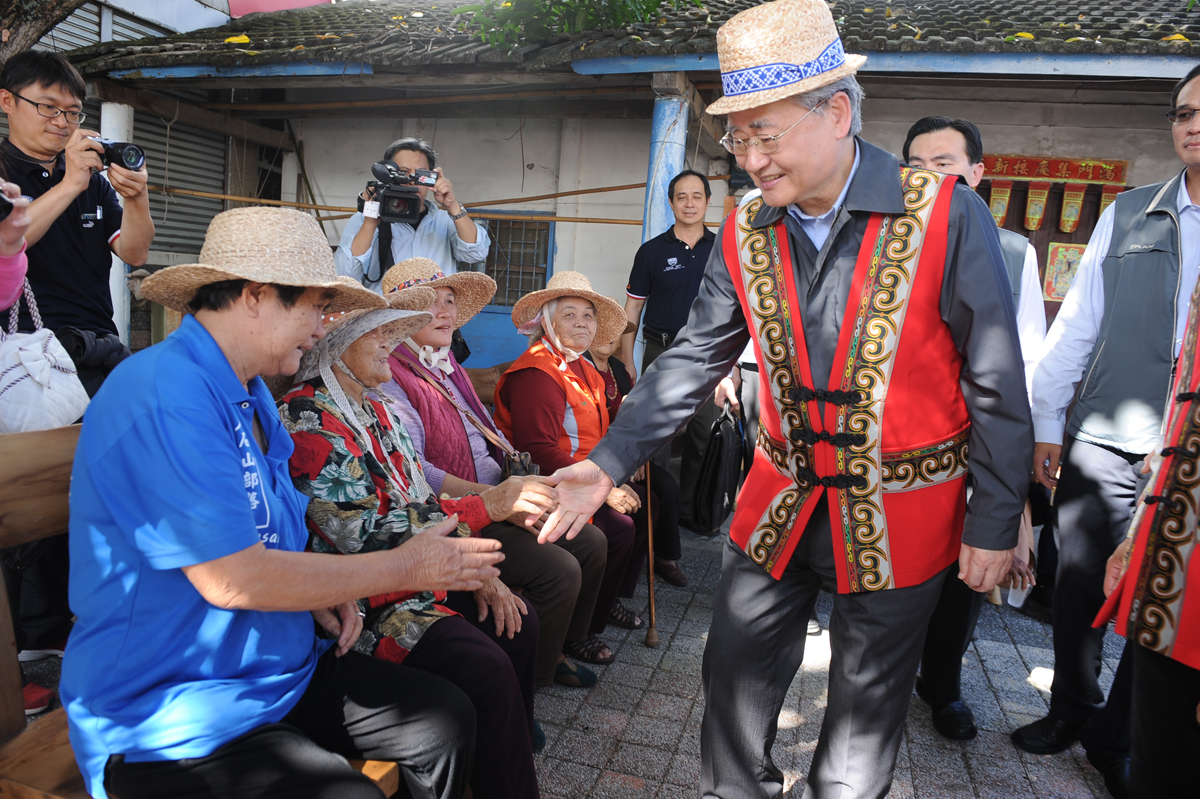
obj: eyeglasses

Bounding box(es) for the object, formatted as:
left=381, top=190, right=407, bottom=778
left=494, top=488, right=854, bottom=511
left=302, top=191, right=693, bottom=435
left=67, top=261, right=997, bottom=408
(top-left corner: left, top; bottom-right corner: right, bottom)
left=1167, top=106, right=1197, bottom=126
left=10, top=91, right=86, bottom=125
left=719, top=99, right=829, bottom=156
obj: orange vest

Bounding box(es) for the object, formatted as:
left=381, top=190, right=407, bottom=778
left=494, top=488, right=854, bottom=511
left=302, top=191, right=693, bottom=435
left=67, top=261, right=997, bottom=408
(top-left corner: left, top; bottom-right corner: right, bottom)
left=726, top=168, right=968, bottom=592
left=1097, top=273, right=1200, bottom=670
left=494, top=339, right=610, bottom=461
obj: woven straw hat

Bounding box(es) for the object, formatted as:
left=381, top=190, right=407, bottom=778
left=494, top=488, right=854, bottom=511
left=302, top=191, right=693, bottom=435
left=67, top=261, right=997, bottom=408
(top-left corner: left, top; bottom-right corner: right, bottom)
left=706, top=0, right=866, bottom=117
left=511, top=271, right=628, bottom=348
left=296, top=307, right=433, bottom=382
left=380, top=257, right=496, bottom=328
left=142, top=207, right=382, bottom=314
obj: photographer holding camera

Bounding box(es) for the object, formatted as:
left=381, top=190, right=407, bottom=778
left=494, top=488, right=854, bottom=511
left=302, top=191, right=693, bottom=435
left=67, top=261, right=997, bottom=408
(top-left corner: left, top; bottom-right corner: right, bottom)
left=0, top=51, right=153, bottom=396
left=336, top=137, right=490, bottom=292
left=0, top=50, right=154, bottom=716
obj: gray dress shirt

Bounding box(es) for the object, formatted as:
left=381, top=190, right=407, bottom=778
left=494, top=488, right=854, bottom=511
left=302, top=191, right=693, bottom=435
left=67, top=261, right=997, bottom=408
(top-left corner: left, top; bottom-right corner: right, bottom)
left=589, top=139, right=1033, bottom=552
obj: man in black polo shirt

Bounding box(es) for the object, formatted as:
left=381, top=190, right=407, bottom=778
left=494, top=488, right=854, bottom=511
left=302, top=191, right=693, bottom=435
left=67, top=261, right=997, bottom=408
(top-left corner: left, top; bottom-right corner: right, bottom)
left=0, top=50, right=154, bottom=396
left=0, top=51, right=153, bottom=702
left=621, top=169, right=718, bottom=532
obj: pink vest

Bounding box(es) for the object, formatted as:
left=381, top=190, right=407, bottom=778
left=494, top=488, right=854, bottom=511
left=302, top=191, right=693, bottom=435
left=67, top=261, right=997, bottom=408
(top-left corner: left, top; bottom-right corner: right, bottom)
left=389, top=353, right=479, bottom=484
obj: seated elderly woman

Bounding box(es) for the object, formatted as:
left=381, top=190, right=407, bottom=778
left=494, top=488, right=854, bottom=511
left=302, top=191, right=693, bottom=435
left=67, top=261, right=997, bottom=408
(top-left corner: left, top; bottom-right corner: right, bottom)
left=378, top=258, right=609, bottom=685
left=494, top=271, right=652, bottom=665
left=61, top=207, right=504, bottom=799
left=280, top=285, right=553, bottom=799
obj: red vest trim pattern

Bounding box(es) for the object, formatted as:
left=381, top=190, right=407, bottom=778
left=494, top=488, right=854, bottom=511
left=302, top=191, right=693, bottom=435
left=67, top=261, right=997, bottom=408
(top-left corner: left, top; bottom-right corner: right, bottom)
left=725, top=168, right=968, bottom=592
left=1098, top=268, right=1200, bottom=670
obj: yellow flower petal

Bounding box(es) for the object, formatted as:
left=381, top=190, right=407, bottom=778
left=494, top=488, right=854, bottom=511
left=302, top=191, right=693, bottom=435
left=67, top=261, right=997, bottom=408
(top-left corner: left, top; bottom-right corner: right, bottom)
left=1014, top=32, right=1034, bottom=39
left=1163, top=33, right=1191, bottom=41
left=224, top=34, right=251, bottom=43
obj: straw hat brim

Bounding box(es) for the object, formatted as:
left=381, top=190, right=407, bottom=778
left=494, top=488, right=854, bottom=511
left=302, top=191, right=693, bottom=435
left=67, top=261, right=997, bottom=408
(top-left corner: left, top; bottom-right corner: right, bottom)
left=386, top=285, right=438, bottom=313
left=512, top=286, right=628, bottom=349
left=382, top=269, right=497, bottom=329
left=142, top=264, right=386, bottom=315
left=295, top=308, right=434, bottom=382
left=706, top=53, right=867, bottom=116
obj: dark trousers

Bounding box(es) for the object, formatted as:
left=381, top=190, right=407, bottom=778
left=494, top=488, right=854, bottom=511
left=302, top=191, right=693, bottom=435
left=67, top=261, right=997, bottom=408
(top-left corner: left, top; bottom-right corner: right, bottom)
left=738, top=364, right=760, bottom=481
left=408, top=592, right=540, bottom=799
left=589, top=483, right=651, bottom=635
left=1050, top=436, right=1142, bottom=756
left=105, top=648, right=475, bottom=799
left=701, top=498, right=946, bottom=799
left=644, top=338, right=721, bottom=531
left=918, top=570, right=984, bottom=704
left=1, top=532, right=72, bottom=652
left=1130, top=644, right=1200, bottom=798
left=640, top=462, right=682, bottom=562
left=483, top=520, right=607, bottom=686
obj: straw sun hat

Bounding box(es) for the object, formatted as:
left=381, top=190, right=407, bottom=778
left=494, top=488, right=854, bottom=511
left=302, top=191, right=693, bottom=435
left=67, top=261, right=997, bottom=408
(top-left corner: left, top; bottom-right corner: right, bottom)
left=296, top=306, right=434, bottom=382
left=141, top=207, right=382, bottom=314
left=380, top=257, right=497, bottom=329
left=511, top=271, right=628, bottom=348
left=706, top=0, right=867, bottom=117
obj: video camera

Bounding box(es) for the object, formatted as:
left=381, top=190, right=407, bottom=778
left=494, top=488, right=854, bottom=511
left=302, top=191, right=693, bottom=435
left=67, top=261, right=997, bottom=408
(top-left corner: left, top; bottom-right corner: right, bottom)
left=364, top=161, right=438, bottom=224
left=88, top=137, right=146, bottom=171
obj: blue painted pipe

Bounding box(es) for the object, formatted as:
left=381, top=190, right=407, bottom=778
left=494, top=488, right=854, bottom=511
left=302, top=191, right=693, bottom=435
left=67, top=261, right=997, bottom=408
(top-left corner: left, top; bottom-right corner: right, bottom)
left=641, top=94, right=688, bottom=244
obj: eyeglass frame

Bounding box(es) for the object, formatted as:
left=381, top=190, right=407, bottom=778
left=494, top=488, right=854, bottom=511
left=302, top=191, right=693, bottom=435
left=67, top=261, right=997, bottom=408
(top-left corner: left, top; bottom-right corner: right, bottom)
left=8, top=91, right=87, bottom=125
left=719, top=98, right=830, bottom=156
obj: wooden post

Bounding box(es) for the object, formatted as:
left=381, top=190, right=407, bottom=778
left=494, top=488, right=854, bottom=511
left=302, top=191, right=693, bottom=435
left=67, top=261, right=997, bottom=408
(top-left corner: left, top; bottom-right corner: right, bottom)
left=644, top=463, right=659, bottom=648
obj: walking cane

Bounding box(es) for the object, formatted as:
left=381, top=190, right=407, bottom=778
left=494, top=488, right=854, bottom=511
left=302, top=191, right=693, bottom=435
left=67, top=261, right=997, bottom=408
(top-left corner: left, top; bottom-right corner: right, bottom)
left=644, top=461, right=659, bottom=648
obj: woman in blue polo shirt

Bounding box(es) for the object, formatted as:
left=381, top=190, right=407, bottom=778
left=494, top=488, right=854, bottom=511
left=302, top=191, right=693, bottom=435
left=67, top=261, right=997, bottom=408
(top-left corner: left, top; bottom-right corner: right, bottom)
left=60, top=208, right=509, bottom=799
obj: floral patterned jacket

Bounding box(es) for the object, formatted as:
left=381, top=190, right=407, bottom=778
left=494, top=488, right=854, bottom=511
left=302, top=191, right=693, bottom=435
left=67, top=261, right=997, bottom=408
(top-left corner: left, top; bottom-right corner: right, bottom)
left=279, top=378, right=492, bottom=662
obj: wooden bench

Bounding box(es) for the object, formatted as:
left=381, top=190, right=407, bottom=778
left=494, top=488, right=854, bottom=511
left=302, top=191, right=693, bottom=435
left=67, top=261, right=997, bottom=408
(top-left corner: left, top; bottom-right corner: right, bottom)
left=0, top=426, right=400, bottom=798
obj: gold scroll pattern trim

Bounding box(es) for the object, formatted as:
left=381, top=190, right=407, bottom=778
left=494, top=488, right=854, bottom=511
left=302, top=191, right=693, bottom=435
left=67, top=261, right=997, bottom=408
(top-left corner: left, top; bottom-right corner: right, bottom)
left=880, top=429, right=970, bottom=493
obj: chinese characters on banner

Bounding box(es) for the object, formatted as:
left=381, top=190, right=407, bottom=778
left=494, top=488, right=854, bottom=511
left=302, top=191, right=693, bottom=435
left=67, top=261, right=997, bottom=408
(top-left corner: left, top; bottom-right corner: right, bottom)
left=1025, top=182, right=1051, bottom=231
left=1060, top=183, right=1087, bottom=234
left=989, top=180, right=1013, bottom=228
left=982, top=155, right=1128, bottom=233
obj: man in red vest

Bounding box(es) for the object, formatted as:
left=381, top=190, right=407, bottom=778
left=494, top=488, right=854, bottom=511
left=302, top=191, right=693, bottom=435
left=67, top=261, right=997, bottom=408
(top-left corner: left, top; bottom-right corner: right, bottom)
left=539, top=0, right=1033, bottom=796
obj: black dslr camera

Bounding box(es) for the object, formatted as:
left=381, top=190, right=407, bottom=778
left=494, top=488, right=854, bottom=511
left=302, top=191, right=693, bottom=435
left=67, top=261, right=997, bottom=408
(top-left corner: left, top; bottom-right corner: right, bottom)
left=364, top=161, right=437, bottom=224
left=89, top=137, right=146, bottom=171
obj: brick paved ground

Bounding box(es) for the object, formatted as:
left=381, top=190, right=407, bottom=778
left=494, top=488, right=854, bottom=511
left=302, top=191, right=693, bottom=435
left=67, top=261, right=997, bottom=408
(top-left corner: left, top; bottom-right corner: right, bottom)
left=533, top=525, right=1123, bottom=799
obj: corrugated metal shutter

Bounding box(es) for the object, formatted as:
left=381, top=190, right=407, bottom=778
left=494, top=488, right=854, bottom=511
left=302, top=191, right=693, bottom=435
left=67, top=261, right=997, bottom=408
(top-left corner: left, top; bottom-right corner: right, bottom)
left=33, top=3, right=101, bottom=52
left=135, top=112, right=226, bottom=254
left=111, top=9, right=170, bottom=42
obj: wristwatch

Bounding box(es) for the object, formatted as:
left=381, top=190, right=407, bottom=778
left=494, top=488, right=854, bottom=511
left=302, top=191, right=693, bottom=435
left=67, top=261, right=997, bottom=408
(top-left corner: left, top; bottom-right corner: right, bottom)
left=449, top=204, right=470, bottom=221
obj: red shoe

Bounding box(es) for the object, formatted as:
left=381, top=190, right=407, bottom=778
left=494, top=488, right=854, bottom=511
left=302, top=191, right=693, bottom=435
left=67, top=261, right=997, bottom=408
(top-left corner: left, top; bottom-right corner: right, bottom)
left=23, top=681, right=53, bottom=716
left=18, top=635, right=68, bottom=663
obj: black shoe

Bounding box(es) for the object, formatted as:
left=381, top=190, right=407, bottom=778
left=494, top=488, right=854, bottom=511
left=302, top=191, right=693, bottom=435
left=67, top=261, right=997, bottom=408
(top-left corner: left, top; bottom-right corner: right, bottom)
left=1085, top=752, right=1130, bottom=799
left=1010, top=715, right=1082, bottom=755
left=914, top=676, right=978, bottom=741
left=1018, top=585, right=1054, bottom=624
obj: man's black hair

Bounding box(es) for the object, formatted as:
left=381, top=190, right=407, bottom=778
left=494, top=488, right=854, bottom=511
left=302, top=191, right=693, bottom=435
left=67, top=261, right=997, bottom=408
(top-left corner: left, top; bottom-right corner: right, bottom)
left=187, top=280, right=308, bottom=313
left=1172, top=63, right=1200, bottom=110
left=383, top=137, right=437, bottom=171
left=668, top=169, right=712, bottom=199
left=902, top=116, right=984, bottom=165
left=0, top=50, right=87, bottom=104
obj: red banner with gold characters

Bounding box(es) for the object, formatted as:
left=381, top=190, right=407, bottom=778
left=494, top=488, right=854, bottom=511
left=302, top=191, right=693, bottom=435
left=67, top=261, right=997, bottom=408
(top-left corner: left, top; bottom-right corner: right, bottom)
left=1060, top=183, right=1087, bottom=233
left=1100, top=185, right=1125, bottom=217
left=1025, top=182, right=1051, bottom=231
left=989, top=180, right=1013, bottom=228
left=983, top=155, right=1127, bottom=186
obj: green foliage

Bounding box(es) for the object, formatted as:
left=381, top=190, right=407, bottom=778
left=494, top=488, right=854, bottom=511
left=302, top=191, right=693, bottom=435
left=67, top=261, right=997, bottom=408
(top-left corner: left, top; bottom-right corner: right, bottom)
left=452, top=0, right=702, bottom=48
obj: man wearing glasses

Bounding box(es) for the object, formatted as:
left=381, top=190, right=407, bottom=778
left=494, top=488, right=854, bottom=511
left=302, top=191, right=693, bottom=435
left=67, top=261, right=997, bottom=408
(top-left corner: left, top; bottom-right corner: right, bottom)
left=0, top=50, right=153, bottom=394
left=536, top=0, right=1031, bottom=795
left=1014, top=64, right=1200, bottom=799
left=0, top=50, right=153, bottom=716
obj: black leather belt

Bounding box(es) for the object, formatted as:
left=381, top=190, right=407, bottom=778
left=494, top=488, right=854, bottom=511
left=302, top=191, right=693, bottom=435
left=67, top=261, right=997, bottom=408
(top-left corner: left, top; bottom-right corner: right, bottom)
left=642, top=325, right=677, bottom=349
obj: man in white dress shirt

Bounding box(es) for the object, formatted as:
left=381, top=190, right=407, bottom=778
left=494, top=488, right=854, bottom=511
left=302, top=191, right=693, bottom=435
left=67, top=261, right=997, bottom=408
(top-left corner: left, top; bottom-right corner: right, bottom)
left=902, top=115, right=1047, bottom=743
left=1012, top=64, right=1200, bottom=799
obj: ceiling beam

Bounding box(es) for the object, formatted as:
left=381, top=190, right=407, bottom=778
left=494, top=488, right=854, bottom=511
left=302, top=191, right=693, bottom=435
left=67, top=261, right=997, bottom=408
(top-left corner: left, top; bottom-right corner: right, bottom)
left=224, top=98, right=655, bottom=120
left=88, top=78, right=293, bottom=151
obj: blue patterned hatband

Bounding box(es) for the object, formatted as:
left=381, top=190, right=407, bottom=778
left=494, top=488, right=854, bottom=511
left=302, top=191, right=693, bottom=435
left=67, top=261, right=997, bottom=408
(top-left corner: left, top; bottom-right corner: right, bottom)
left=720, top=39, right=847, bottom=97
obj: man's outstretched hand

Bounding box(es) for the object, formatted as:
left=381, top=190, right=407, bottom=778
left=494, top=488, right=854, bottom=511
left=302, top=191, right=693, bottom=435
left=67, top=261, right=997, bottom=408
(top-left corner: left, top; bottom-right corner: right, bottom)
left=539, top=459, right=615, bottom=543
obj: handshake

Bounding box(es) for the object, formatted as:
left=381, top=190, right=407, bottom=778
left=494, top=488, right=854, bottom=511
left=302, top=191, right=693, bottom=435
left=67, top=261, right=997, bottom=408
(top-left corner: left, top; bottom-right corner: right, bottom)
left=483, top=460, right=621, bottom=543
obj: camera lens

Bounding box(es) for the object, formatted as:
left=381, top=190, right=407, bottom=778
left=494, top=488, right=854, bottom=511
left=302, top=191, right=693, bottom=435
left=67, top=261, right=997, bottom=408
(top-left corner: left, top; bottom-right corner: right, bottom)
left=121, top=144, right=145, bottom=170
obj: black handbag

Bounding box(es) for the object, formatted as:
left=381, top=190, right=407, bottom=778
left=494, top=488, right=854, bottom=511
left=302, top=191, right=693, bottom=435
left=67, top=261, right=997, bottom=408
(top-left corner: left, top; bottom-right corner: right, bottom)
left=690, top=401, right=745, bottom=533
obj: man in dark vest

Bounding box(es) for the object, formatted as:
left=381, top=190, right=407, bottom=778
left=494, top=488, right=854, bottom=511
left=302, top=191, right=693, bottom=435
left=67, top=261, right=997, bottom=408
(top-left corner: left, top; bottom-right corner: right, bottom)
left=1017, top=64, right=1200, bottom=799
left=536, top=0, right=1033, bottom=795
left=903, top=116, right=1046, bottom=741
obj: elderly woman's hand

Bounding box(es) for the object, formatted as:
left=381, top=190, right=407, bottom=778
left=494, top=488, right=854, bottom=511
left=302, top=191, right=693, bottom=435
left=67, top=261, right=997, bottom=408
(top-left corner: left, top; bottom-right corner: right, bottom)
left=605, top=484, right=641, bottom=515
left=481, top=476, right=558, bottom=524
left=474, top=576, right=527, bottom=639
left=312, top=601, right=364, bottom=657
left=396, top=514, right=504, bottom=591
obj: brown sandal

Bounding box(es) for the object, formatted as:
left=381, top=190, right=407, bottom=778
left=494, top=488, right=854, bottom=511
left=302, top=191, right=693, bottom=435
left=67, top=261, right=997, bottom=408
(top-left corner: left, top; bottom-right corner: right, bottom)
left=608, top=599, right=644, bottom=630
left=563, top=634, right=615, bottom=665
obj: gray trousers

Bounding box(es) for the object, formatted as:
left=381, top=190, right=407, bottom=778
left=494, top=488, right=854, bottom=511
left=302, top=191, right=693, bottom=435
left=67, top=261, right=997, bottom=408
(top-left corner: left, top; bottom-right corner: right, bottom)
left=643, top=338, right=721, bottom=529
left=701, top=499, right=947, bottom=799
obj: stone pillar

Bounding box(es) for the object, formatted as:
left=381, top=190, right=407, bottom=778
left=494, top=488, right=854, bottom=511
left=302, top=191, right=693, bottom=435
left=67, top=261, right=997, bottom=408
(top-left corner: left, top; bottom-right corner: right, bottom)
left=100, top=101, right=134, bottom=345
left=642, top=73, right=690, bottom=244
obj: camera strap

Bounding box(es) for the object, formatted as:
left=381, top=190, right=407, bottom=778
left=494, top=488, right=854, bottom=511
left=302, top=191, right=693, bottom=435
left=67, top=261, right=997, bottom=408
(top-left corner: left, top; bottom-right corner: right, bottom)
left=364, top=219, right=394, bottom=287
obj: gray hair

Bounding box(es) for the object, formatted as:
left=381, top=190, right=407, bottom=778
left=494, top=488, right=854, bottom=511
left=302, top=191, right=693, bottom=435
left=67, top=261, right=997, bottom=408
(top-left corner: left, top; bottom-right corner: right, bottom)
left=790, top=75, right=864, bottom=139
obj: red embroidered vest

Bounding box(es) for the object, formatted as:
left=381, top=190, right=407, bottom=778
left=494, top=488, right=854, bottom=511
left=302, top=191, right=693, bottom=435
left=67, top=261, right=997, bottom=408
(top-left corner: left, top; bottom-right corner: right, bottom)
left=725, top=168, right=968, bottom=592
left=1097, top=269, right=1200, bottom=670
